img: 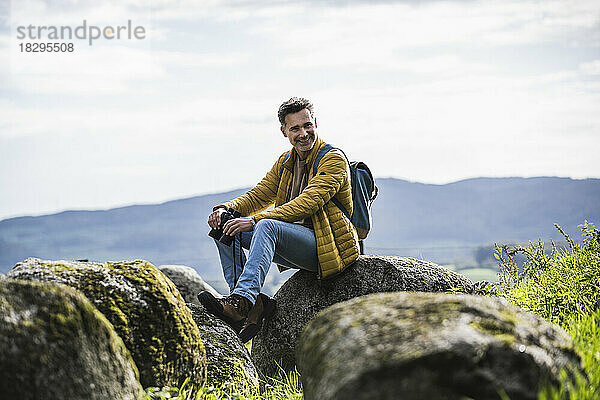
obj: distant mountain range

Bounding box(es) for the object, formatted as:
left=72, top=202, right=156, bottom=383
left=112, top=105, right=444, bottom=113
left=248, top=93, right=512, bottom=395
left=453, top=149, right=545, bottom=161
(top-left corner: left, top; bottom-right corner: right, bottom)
left=1, top=177, right=598, bottom=278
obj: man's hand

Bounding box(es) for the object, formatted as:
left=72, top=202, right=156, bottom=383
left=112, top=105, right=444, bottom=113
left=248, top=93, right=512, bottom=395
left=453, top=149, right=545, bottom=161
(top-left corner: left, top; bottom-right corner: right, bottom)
left=223, top=218, right=254, bottom=236
left=208, top=208, right=227, bottom=229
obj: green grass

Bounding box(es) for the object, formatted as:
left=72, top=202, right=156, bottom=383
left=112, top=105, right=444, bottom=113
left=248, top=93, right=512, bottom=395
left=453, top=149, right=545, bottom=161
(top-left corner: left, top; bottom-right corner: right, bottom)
left=144, top=366, right=303, bottom=400
left=537, top=309, right=600, bottom=399
left=495, top=221, right=600, bottom=327
left=494, top=221, right=600, bottom=398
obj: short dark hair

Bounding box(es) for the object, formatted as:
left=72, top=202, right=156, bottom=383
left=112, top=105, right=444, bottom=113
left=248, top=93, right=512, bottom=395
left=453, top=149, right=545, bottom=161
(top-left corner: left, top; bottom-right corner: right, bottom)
left=278, top=97, right=314, bottom=126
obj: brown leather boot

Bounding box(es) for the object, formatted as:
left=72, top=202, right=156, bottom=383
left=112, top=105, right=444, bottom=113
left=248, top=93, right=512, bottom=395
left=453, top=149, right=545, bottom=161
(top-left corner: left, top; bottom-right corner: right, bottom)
left=239, top=293, right=276, bottom=343
left=221, top=294, right=252, bottom=323
left=198, top=291, right=252, bottom=332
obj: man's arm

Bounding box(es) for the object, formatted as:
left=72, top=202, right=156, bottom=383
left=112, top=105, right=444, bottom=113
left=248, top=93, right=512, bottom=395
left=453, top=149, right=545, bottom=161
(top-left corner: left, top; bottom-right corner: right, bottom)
left=252, top=151, right=348, bottom=223
left=213, top=152, right=288, bottom=217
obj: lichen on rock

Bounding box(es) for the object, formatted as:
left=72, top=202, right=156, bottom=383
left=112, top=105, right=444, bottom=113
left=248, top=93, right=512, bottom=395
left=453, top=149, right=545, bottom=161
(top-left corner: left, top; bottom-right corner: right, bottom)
left=188, top=303, right=259, bottom=391
left=0, top=278, right=143, bottom=400
left=297, top=292, right=583, bottom=400
left=8, top=258, right=206, bottom=389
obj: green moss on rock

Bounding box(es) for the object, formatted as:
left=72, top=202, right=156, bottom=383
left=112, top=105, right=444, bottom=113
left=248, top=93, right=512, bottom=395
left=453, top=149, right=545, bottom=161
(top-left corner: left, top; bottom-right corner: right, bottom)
left=469, top=319, right=516, bottom=345
left=8, top=258, right=206, bottom=389
left=0, top=278, right=143, bottom=400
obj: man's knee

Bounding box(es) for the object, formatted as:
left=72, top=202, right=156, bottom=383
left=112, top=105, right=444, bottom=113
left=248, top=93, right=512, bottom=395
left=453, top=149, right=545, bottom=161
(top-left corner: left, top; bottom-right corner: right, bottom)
left=254, top=219, right=278, bottom=233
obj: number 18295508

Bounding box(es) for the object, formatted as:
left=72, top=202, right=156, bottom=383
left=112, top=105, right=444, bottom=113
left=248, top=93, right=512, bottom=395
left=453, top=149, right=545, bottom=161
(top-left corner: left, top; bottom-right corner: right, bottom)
left=19, top=42, right=74, bottom=52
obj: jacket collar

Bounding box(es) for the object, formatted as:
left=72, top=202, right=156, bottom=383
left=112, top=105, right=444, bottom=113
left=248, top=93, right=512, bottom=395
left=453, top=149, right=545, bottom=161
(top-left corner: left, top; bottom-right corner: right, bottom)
left=283, top=137, right=326, bottom=177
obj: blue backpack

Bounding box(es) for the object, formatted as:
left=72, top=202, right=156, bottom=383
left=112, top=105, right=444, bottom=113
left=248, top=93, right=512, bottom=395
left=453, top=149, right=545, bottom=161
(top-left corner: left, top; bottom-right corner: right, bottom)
left=315, top=145, right=378, bottom=254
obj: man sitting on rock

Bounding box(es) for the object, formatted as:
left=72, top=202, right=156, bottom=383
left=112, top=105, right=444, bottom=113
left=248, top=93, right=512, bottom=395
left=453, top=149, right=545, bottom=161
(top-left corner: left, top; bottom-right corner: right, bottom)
left=199, top=97, right=360, bottom=342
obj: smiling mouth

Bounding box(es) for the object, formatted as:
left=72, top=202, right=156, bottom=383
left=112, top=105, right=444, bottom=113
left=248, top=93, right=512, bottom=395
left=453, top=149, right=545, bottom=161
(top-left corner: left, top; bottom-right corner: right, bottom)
left=297, top=136, right=313, bottom=144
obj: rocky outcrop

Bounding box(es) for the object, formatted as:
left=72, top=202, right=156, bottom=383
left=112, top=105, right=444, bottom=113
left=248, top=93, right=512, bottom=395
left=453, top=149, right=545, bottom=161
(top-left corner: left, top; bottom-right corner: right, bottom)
left=188, top=303, right=259, bottom=390
left=158, top=264, right=222, bottom=305
left=297, top=292, right=583, bottom=400
left=0, top=278, right=143, bottom=400
left=252, top=256, right=474, bottom=376
left=8, top=258, right=206, bottom=389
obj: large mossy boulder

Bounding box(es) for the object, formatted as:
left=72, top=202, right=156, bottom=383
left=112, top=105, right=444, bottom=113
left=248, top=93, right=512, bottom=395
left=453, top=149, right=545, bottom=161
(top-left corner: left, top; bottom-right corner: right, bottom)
left=158, top=264, right=222, bottom=305
left=8, top=258, right=206, bottom=389
left=297, top=292, right=583, bottom=400
left=252, top=255, right=474, bottom=376
left=0, top=278, right=143, bottom=400
left=188, top=303, right=259, bottom=391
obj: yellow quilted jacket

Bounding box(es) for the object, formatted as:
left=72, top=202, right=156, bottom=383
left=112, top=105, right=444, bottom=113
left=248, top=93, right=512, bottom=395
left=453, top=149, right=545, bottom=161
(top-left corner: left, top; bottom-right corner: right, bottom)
left=215, top=138, right=360, bottom=279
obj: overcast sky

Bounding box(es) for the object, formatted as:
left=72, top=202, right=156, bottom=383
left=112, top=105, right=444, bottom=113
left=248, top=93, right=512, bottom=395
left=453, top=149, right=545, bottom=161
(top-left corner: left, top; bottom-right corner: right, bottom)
left=1, top=0, right=599, bottom=220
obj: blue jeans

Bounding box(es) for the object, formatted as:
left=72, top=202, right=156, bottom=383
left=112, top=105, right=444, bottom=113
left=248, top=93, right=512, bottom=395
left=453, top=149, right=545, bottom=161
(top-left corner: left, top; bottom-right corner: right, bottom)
left=213, top=218, right=319, bottom=303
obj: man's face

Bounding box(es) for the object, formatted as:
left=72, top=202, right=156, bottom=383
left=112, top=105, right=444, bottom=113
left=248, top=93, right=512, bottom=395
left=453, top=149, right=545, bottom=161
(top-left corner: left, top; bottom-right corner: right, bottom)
left=281, top=108, right=318, bottom=158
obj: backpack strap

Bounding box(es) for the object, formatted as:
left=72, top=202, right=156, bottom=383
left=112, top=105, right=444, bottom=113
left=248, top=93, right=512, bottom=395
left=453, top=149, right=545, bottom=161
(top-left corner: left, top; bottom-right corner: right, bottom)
left=312, top=144, right=334, bottom=177
left=312, top=144, right=352, bottom=220
left=279, top=150, right=293, bottom=178
left=331, top=195, right=351, bottom=221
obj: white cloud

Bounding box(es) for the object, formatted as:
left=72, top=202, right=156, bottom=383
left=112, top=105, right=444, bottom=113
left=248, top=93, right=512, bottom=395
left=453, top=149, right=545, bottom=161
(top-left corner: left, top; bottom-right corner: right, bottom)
left=256, top=0, right=600, bottom=69
left=0, top=93, right=279, bottom=144
left=282, top=50, right=493, bottom=76
left=0, top=32, right=8, bottom=47
left=0, top=33, right=9, bottom=89
left=152, top=50, right=248, bottom=67
left=580, top=60, right=600, bottom=75
left=10, top=0, right=147, bottom=26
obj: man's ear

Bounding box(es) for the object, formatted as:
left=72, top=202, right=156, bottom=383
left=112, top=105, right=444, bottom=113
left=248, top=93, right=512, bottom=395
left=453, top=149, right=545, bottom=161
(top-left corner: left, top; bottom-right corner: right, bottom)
left=281, top=125, right=287, bottom=137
